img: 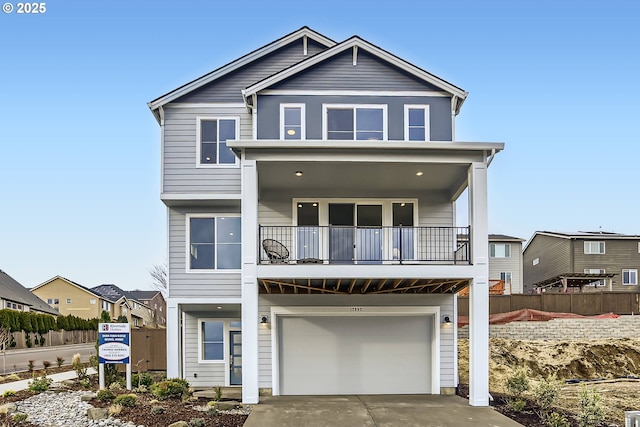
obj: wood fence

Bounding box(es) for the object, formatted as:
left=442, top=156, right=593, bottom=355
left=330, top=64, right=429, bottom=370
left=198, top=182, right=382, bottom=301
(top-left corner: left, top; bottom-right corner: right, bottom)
left=129, top=327, right=166, bottom=371
left=457, top=292, right=640, bottom=316
left=8, top=330, right=97, bottom=350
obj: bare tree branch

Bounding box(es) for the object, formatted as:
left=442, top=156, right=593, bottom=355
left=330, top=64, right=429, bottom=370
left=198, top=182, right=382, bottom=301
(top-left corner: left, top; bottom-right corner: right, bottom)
left=149, top=262, right=167, bottom=297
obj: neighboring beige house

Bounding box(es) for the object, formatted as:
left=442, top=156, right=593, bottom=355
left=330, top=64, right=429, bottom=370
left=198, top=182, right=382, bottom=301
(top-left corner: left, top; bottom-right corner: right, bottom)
left=489, top=234, right=525, bottom=294
left=0, top=269, right=59, bottom=315
left=31, top=276, right=114, bottom=320
left=92, top=284, right=158, bottom=327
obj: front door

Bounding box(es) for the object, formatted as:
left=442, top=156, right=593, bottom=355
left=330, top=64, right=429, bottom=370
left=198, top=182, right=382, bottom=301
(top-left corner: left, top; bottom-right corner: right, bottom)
left=229, top=331, right=242, bottom=385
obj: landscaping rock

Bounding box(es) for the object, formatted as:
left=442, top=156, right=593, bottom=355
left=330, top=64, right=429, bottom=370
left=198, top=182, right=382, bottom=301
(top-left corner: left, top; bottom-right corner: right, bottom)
left=168, top=421, right=189, bottom=427
left=215, top=400, right=240, bottom=410
left=81, top=393, right=96, bottom=401
left=87, top=407, right=108, bottom=420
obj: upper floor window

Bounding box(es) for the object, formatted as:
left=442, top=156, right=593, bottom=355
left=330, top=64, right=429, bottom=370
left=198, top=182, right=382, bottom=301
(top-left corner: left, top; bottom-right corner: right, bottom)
left=404, top=105, right=430, bottom=141
left=196, top=117, right=237, bottom=166
left=188, top=215, right=241, bottom=271
left=584, top=241, right=605, bottom=254
left=66, top=298, right=72, bottom=304
left=280, top=104, right=305, bottom=140
left=323, top=104, right=387, bottom=140
left=490, top=243, right=511, bottom=258
left=623, top=269, right=638, bottom=285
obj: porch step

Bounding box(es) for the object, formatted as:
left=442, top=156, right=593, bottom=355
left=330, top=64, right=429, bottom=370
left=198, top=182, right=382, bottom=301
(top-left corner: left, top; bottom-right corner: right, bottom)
left=193, top=387, right=242, bottom=401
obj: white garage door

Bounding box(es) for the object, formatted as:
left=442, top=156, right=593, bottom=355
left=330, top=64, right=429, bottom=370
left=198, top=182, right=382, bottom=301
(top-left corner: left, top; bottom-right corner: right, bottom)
left=278, top=315, right=432, bottom=395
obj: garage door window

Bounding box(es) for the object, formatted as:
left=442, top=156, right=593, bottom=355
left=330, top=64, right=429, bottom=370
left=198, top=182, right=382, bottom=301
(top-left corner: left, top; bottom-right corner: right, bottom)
left=201, top=321, right=224, bottom=361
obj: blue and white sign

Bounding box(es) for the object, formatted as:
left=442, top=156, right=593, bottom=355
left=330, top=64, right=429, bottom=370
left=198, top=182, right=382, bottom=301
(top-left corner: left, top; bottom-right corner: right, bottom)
left=98, top=323, right=130, bottom=364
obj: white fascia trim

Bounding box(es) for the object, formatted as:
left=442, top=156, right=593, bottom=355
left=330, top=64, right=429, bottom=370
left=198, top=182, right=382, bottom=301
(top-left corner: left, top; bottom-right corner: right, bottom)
left=260, top=89, right=450, bottom=97
left=404, top=104, right=431, bottom=142
left=279, top=103, right=306, bottom=140
left=195, top=116, right=241, bottom=168
left=161, top=193, right=241, bottom=201
left=165, top=103, right=247, bottom=109
left=269, top=305, right=440, bottom=396
left=322, top=103, right=388, bottom=140
left=228, top=139, right=504, bottom=152
left=148, top=28, right=337, bottom=111
left=244, top=38, right=467, bottom=100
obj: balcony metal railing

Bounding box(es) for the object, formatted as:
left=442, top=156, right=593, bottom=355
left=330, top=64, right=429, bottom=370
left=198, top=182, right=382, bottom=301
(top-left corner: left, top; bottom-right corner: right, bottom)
left=259, top=225, right=471, bottom=265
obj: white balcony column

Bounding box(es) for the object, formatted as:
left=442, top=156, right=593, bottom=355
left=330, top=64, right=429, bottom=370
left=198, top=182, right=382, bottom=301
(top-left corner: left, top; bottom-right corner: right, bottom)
left=241, top=158, right=259, bottom=404
left=467, top=162, right=489, bottom=406
left=165, top=299, right=181, bottom=378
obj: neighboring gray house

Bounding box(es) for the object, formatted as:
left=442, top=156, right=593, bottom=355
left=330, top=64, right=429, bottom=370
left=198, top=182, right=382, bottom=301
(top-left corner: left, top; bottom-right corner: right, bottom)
left=523, top=231, right=640, bottom=293
left=0, top=269, right=59, bottom=316
left=489, top=234, right=525, bottom=294
left=148, top=27, right=503, bottom=406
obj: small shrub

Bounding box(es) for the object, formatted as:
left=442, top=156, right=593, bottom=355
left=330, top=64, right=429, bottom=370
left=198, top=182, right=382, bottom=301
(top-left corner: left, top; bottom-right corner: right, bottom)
left=132, top=372, right=154, bottom=387
left=151, top=405, right=164, bottom=414
left=506, top=368, right=529, bottom=413
left=96, top=389, right=115, bottom=402
left=213, top=385, right=222, bottom=401
left=27, top=360, right=34, bottom=372
left=114, top=393, right=137, bottom=407
left=150, top=378, right=190, bottom=400
left=189, top=418, right=205, bottom=427
left=1, top=390, right=16, bottom=398
left=11, top=413, right=28, bottom=423
left=28, top=375, right=52, bottom=393
left=79, top=378, right=91, bottom=389
left=206, top=406, right=218, bottom=417
left=133, top=385, right=148, bottom=393
left=108, top=403, right=122, bottom=416
left=88, top=355, right=98, bottom=370
left=545, top=411, right=570, bottom=427
left=72, top=353, right=87, bottom=381
left=150, top=399, right=159, bottom=404
left=108, top=382, right=123, bottom=391
left=578, top=384, right=606, bottom=427
left=5, top=374, right=20, bottom=381
left=56, top=356, right=64, bottom=368
left=42, top=360, right=51, bottom=370
left=25, top=337, right=32, bottom=348
left=533, top=374, right=563, bottom=424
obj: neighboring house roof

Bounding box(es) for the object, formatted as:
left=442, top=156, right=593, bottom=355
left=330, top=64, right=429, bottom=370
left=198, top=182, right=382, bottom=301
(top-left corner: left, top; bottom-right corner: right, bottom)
left=127, top=290, right=162, bottom=301
left=524, top=231, right=640, bottom=251
left=147, top=26, right=336, bottom=118
left=92, top=285, right=153, bottom=310
left=489, top=234, right=525, bottom=242
left=32, top=275, right=115, bottom=303
left=242, top=35, right=468, bottom=113
left=0, top=270, right=59, bottom=315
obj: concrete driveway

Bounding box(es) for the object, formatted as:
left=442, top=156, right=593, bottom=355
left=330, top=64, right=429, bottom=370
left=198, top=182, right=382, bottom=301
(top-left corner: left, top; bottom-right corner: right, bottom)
left=243, top=394, right=524, bottom=427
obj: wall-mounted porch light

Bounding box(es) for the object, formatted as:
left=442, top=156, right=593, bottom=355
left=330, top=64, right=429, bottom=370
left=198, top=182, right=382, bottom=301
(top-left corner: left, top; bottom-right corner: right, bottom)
left=260, top=315, right=269, bottom=325
left=442, top=315, right=452, bottom=325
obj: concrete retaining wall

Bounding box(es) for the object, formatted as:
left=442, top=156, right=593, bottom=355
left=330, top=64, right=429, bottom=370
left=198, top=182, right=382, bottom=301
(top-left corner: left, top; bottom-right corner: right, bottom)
left=458, top=315, right=640, bottom=340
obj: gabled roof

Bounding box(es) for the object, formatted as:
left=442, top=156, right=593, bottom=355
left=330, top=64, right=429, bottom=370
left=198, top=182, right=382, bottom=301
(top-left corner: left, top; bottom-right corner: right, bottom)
left=127, top=290, right=163, bottom=301
left=524, top=230, right=640, bottom=252
left=147, top=26, right=336, bottom=118
left=242, top=36, right=468, bottom=113
left=32, top=275, right=115, bottom=302
left=489, top=234, right=525, bottom=242
left=92, top=284, right=127, bottom=301
left=0, top=270, right=59, bottom=315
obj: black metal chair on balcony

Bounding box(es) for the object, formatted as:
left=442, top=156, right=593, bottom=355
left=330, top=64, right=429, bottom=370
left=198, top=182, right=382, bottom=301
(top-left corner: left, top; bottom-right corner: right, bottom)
left=262, top=239, right=290, bottom=263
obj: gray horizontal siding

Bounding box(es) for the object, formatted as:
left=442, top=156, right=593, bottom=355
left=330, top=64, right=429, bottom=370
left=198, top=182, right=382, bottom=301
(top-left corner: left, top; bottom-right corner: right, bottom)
left=573, top=239, right=640, bottom=292
left=271, top=50, right=442, bottom=92
left=257, top=95, right=452, bottom=141
left=184, top=313, right=225, bottom=387
left=176, top=39, right=328, bottom=103
left=168, top=208, right=241, bottom=299
left=257, top=294, right=456, bottom=389
left=523, top=235, right=571, bottom=292
left=163, top=106, right=250, bottom=194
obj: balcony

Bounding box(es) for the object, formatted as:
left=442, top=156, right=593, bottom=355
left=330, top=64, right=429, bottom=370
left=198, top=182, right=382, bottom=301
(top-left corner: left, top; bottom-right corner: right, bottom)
left=259, top=225, right=471, bottom=265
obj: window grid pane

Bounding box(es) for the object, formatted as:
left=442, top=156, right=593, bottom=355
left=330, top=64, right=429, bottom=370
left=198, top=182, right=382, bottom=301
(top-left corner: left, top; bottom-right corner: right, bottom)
left=200, top=119, right=236, bottom=165
left=202, top=321, right=224, bottom=361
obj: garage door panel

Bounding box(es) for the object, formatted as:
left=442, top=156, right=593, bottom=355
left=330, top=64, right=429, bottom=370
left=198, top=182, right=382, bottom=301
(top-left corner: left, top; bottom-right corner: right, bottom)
left=279, top=316, right=432, bottom=395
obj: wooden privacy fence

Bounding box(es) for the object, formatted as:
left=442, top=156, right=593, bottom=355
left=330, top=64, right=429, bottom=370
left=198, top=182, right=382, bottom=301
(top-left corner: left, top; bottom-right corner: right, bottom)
left=458, top=292, right=640, bottom=316
left=8, top=330, right=97, bottom=350
left=129, top=328, right=166, bottom=371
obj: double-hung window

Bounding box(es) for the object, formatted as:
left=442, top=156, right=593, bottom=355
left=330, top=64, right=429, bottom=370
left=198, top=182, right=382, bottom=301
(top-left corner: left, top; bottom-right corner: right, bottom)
left=584, top=241, right=605, bottom=254
left=197, top=117, right=238, bottom=166
left=188, top=215, right=241, bottom=271
left=280, top=104, right=305, bottom=140
left=200, top=320, right=224, bottom=361
left=324, top=105, right=387, bottom=140
left=623, top=269, right=638, bottom=285
left=404, top=105, right=430, bottom=141
left=490, top=243, right=511, bottom=258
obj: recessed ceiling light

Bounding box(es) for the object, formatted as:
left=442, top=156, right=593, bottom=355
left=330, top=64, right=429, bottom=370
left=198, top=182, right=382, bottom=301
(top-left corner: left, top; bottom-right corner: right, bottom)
left=295, top=171, right=303, bottom=176
left=217, top=306, right=222, bottom=310
left=416, top=171, right=424, bottom=176
left=298, top=204, right=302, bottom=208
left=312, top=203, right=317, bottom=207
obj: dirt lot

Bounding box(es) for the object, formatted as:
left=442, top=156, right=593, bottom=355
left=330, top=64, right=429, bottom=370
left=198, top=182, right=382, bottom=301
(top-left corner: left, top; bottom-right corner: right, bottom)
left=459, top=338, right=640, bottom=425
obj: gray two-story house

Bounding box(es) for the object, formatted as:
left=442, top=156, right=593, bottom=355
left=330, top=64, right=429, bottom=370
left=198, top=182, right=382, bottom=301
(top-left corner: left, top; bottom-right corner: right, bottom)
left=148, top=27, right=503, bottom=406
left=523, top=231, right=640, bottom=292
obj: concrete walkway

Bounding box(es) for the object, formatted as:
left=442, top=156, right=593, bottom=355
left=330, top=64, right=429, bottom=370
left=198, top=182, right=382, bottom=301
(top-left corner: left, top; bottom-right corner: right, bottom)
left=0, top=368, right=97, bottom=394
left=243, top=394, right=524, bottom=427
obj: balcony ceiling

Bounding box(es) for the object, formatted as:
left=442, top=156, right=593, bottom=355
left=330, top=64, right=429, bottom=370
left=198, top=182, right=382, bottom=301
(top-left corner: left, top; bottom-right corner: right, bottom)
left=258, top=277, right=470, bottom=295
left=257, top=161, right=469, bottom=197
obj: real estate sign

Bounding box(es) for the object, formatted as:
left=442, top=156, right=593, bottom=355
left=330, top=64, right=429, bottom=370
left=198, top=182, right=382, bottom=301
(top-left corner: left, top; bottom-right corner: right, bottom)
left=98, top=322, right=130, bottom=364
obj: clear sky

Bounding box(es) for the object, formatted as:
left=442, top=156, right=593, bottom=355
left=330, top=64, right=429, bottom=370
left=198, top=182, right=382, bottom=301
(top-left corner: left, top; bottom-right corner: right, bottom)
left=1, top=0, right=638, bottom=290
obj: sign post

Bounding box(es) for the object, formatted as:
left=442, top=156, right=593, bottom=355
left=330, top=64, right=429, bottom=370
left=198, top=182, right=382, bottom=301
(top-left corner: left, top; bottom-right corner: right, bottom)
left=98, top=323, right=131, bottom=390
